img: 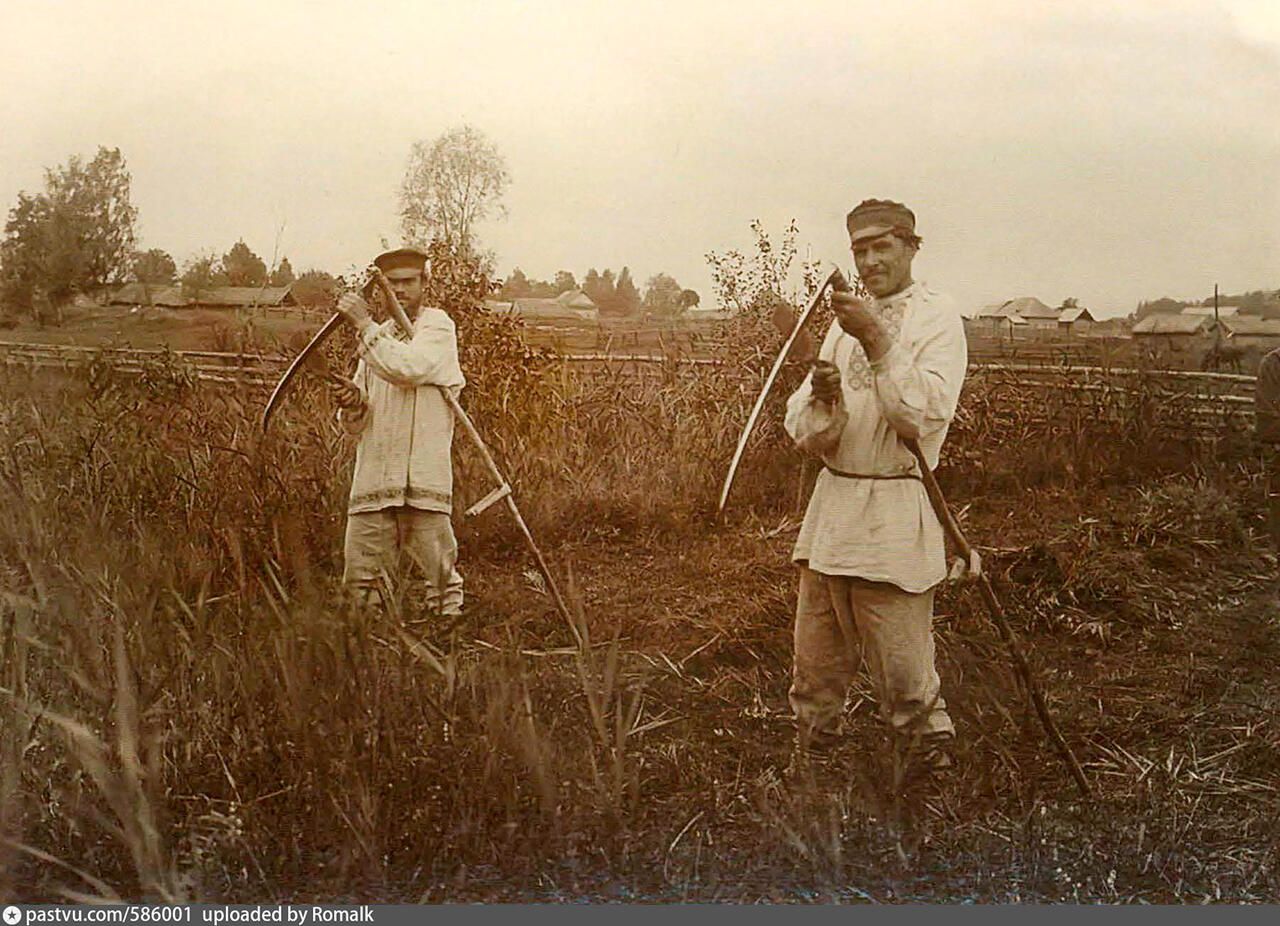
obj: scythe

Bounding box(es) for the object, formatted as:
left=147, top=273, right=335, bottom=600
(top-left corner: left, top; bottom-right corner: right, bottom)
left=719, top=267, right=1092, bottom=798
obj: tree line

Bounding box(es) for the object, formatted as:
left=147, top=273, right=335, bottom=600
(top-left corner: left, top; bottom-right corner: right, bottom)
left=0, top=145, right=334, bottom=320
left=498, top=266, right=699, bottom=318
left=1, top=127, right=701, bottom=324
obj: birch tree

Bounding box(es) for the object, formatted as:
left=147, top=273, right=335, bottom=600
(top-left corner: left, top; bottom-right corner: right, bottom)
left=398, top=125, right=510, bottom=254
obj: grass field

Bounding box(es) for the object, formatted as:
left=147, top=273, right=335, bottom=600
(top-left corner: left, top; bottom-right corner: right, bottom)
left=0, top=302, right=321, bottom=353
left=0, top=306, right=1278, bottom=902
left=0, top=301, right=730, bottom=359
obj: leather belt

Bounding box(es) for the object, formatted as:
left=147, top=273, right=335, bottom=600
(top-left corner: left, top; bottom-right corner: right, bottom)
left=824, top=464, right=922, bottom=481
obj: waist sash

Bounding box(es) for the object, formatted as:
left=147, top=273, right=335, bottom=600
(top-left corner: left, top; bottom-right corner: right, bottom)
left=824, top=464, right=922, bottom=481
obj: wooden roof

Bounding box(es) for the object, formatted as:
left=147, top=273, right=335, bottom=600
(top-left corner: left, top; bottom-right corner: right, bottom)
left=1222, top=316, right=1280, bottom=337
left=111, top=283, right=295, bottom=307
left=1131, top=314, right=1214, bottom=335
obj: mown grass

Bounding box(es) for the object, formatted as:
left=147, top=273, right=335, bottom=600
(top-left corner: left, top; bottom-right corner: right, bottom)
left=0, top=327, right=1277, bottom=902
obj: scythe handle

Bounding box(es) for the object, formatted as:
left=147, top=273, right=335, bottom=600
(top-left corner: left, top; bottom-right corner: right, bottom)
left=825, top=270, right=1092, bottom=798
left=369, top=268, right=580, bottom=639
left=904, top=439, right=1093, bottom=799
left=368, top=268, right=415, bottom=338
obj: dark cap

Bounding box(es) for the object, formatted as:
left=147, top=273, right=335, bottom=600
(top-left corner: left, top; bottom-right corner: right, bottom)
left=845, top=199, right=916, bottom=244
left=373, top=246, right=428, bottom=274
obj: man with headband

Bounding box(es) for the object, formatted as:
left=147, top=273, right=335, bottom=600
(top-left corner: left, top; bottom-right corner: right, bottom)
left=784, top=199, right=967, bottom=776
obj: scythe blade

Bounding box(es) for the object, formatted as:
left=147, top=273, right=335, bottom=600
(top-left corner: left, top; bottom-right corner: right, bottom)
left=261, top=311, right=345, bottom=431
left=717, top=265, right=845, bottom=513
left=261, top=264, right=415, bottom=432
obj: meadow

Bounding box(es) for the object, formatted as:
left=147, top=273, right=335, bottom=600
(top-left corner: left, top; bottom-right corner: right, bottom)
left=0, top=285, right=1278, bottom=902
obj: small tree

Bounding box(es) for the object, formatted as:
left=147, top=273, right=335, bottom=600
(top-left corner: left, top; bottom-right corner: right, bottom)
left=680, top=289, right=700, bottom=310
left=594, top=269, right=619, bottom=315
left=0, top=146, right=138, bottom=318
left=642, top=272, right=684, bottom=317
left=133, top=248, right=177, bottom=284
left=706, top=219, right=826, bottom=370
left=499, top=267, right=531, bottom=301
left=270, top=256, right=295, bottom=286
left=615, top=266, right=641, bottom=315
left=222, top=240, right=267, bottom=287
left=553, top=270, right=577, bottom=295
left=291, top=269, right=338, bottom=308
left=181, top=254, right=221, bottom=302
left=398, top=124, right=511, bottom=254
left=523, top=275, right=557, bottom=298
left=583, top=268, right=603, bottom=304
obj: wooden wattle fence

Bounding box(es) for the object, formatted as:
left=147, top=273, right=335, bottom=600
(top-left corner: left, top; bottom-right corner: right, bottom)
left=0, top=341, right=285, bottom=389
left=0, top=340, right=1261, bottom=437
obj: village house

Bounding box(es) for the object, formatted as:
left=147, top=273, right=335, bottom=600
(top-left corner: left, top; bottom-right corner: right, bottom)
left=1130, top=313, right=1218, bottom=338
left=554, top=289, right=596, bottom=313
left=191, top=286, right=297, bottom=309
left=108, top=283, right=187, bottom=308
left=1004, top=297, right=1060, bottom=330
left=1130, top=313, right=1219, bottom=363
left=970, top=302, right=1031, bottom=338
left=488, top=289, right=599, bottom=322
left=1220, top=315, right=1280, bottom=352
left=1057, top=304, right=1098, bottom=336
left=110, top=283, right=297, bottom=310
left=511, top=296, right=596, bottom=321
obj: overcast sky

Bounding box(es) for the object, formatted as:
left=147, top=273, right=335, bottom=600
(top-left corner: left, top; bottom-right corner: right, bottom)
left=1, top=0, right=1277, bottom=316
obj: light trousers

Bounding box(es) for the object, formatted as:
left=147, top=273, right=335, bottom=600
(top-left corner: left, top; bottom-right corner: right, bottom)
left=342, top=507, right=464, bottom=616
left=790, top=566, right=954, bottom=741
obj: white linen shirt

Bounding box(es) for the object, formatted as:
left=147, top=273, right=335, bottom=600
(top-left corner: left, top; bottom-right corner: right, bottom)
left=784, top=282, right=967, bottom=592
left=338, top=306, right=465, bottom=515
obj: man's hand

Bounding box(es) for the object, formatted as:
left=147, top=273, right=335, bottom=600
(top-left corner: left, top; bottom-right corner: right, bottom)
left=832, top=291, right=891, bottom=362
left=328, top=375, right=364, bottom=411
left=811, top=360, right=842, bottom=404
left=336, top=292, right=374, bottom=329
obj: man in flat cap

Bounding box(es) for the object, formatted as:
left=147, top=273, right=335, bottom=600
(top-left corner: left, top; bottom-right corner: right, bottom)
left=330, top=246, right=466, bottom=616
left=783, top=199, right=967, bottom=775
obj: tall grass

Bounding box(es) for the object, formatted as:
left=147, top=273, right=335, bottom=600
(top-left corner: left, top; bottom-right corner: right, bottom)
left=0, top=318, right=1269, bottom=900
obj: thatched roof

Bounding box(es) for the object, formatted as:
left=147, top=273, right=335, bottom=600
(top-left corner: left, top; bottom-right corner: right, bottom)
left=109, top=283, right=187, bottom=307
left=1058, top=307, right=1097, bottom=323
left=1005, top=297, right=1059, bottom=319
left=974, top=302, right=1022, bottom=319
left=974, top=297, right=1057, bottom=320
left=1131, top=314, right=1215, bottom=335
left=192, top=286, right=296, bottom=307
left=972, top=307, right=1028, bottom=325
left=1222, top=316, right=1280, bottom=337
left=510, top=297, right=597, bottom=320
left=110, top=283, right=296, bottom=308
left=555, top=289, right=596, bottom=310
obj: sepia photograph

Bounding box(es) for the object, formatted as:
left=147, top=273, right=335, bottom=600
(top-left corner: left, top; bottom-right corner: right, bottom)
left=0, top=0, right=1278, bottom=906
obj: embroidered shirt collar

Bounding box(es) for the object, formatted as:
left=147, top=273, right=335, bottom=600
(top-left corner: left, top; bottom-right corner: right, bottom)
left=874, top=281, right=918, bottom=307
